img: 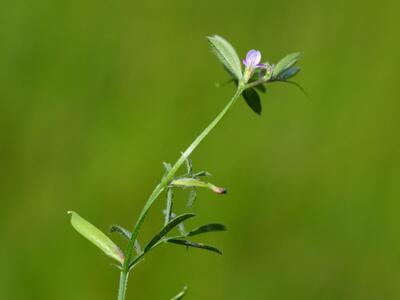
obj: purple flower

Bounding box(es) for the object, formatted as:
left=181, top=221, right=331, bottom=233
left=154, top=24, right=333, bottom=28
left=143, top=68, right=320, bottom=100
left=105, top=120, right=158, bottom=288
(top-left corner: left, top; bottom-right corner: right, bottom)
left=242, top=50, right=266, bottom=69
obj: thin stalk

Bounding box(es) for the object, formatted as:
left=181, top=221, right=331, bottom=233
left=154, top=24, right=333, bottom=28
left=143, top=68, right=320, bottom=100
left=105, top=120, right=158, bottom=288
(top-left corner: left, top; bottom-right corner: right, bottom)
left=244, top=77, right=271, bottom=90
left=117, top=84, right=244, bottom=300
left=117, top=271, right=129, bottom=300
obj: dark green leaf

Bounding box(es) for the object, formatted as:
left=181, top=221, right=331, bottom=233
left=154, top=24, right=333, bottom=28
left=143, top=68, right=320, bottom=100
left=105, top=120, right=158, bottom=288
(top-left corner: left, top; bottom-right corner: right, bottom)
left=110, top=224, right=132, bottom=240
left=187, top=223, right=227, bottom=237
left=207, top=35, right=243, bottom=80
left=273, top=52, right=302, bottom=78
left=144, top=214, right=196, bottom=252
left=167, top=238, right=222, bottom=255
left=278, top=66, right=300, bottom=80
left=254, top=83, right=266, bottom=93
left=242, top=88, right=262, bottom=115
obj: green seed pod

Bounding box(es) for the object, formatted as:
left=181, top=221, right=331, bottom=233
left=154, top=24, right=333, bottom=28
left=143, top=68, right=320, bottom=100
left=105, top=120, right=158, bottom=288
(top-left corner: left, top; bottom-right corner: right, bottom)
left=68, top=211, right=124, bottom=264
left=171, top=178, right=226, bottom=194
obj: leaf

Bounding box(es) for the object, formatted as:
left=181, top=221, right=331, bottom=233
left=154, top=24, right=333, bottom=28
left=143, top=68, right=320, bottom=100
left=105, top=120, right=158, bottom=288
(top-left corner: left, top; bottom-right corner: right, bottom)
left=184, top=156, right=193, bottom=175
left=254, top=83, right=266, bottom=93
left=284, top=80, right=309, bottom=98
left=110, top=225, right=141, bottom=254
left=186, top=188, right=197, bottom=208
left=134, top=239, right=142, bottom=253
left=272, top=80, right=309, bottom=98
left=215, top=78, right=235, bottom=88
left=144, top=214, right=196, bottom=252
left=68, top=211, right=124, bottom=264
left=187, top=223, right=227, bottom=237
left=110, top=224, right=132, bottom=240
left=207, top=35, right=242, bottom=80
left=163, top=162, right=172, bottom=172
left=177, top=222, right=187, bottom=236
left=192, top=170, right=212, bottom=178
left=171, top=286, right=188, bottom=300
left=278, top=66, right=301, bottom=80
left=272, top=52, right=302, bottom=78
left=167, top=238, right=222, bottom=255
left=165, top=188, right=174, bottom=225
left=242, top=88, right=262, bottom=115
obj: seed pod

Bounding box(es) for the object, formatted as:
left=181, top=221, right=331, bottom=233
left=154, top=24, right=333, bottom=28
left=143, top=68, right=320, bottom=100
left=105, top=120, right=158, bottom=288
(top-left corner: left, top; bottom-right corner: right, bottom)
left=171, top=178, right=226, bottom=194
left=68, top=211, right=124, bottom=264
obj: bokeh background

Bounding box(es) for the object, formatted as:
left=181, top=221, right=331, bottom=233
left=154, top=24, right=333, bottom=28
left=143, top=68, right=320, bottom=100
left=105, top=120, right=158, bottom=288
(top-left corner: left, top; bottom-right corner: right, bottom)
left=1, top=0, right=400, bottom=299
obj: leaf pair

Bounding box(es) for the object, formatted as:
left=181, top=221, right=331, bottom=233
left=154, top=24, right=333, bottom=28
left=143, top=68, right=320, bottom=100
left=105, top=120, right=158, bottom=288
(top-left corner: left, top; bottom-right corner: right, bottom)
left=143, top=213, right=226, bottom=262
left=145, top=213, right=196, bottom=252
left=166, top=223, right=227, bottom=255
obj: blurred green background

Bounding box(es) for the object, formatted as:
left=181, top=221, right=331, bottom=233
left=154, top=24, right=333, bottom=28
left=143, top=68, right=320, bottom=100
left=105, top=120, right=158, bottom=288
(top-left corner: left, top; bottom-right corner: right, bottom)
left=1, top=0, right=400, bottom=299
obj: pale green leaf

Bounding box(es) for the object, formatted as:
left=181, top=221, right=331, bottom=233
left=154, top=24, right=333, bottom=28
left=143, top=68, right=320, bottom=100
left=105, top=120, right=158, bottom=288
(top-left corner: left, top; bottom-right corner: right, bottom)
left=207, top=35, right=242, bottom=80
left=68, top=211, right=124, bottom=264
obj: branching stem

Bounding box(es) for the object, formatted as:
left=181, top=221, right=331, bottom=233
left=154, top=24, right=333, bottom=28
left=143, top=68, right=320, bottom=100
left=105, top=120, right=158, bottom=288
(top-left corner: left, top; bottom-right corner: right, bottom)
left=116, top=84, right=244, bottom=300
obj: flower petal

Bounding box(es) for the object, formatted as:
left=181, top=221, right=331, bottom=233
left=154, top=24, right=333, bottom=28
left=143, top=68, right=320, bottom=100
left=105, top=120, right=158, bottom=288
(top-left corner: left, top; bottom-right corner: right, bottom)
left=243, top=50, right=262, bottom=67
left=246, top=49, right=258, bottom=60
left=252, top=51, right=262, bottom=65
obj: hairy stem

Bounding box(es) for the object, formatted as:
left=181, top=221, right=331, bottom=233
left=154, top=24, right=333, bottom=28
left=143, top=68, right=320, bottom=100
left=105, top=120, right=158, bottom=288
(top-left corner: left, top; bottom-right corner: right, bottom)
left=117, top=84, right=244, bottom=300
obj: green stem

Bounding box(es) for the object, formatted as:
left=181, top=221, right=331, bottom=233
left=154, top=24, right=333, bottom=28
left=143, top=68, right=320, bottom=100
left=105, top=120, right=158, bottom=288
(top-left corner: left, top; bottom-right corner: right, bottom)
left=116, top=84, right=244, bottom=300
left=117, top=271, right=129, bottom=300
left=244, top=79, right=265, bottom=90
